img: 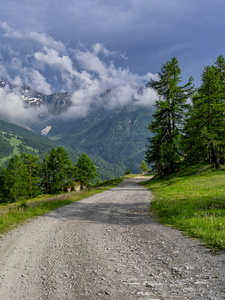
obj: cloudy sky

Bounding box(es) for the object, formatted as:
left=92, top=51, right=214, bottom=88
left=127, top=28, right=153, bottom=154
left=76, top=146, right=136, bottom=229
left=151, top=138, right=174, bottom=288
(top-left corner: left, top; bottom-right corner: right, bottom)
left=0, top=0, right=224, bottom=121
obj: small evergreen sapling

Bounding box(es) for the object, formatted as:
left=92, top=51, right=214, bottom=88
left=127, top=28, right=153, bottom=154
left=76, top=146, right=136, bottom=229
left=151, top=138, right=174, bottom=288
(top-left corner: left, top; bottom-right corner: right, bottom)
left=140, top=161, right=149, bottom=173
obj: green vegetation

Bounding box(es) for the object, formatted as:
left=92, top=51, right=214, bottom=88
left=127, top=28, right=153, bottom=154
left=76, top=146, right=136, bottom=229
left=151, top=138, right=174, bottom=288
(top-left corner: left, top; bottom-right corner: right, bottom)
left=0, top=119, right=66, bottom=169
left=124, top=168, right=131, bottom=175
left=0, top=119, right=125, bottom=180
left=142, top=165, right=225, bottom=252
left=94, top=177, right=123, bottom=187
left=41, top=147, right=74, bottom=194
left=145, top=57, right=194, bottom=175
left=0, top=134, right=22, bottom=167
left=49, top=107, right=154, bottom=174
left=184, top=55, right=225, bottom=170
left=0, top=147, right=99, bottom=203
left=140, top=160, right=149, bottom=173
left=0, top=177, right=122, bottom=236
left=145, top=55, right=225, bottom=175
left=144, top=55, right=225, bottom=252
left=75, top=153, right=99, bottom=186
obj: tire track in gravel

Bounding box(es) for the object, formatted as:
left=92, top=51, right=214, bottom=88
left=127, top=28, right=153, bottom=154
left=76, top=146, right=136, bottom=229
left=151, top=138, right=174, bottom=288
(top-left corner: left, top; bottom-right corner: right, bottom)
left=0, top=177, right=225, bottom=299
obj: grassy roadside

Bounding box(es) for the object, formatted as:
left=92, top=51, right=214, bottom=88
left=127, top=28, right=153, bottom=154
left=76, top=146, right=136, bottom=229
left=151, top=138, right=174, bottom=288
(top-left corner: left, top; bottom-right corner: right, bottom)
left=0, top=177, right=123, bottom=237
left=141, top=165, right=225, bottom=252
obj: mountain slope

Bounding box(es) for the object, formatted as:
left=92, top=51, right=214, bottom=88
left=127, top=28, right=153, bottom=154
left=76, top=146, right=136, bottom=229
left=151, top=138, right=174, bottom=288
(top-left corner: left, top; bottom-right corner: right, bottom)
left=0, top=79, right=71, bottom=115
left=45, top=107, right=154, bottom=173
left=0, top=119, right=123, bottom=180
left=0, top=119, right=68, bottom=168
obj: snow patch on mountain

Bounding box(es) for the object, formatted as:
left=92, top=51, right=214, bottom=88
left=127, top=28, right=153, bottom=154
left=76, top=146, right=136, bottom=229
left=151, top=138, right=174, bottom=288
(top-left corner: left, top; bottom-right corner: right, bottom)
left=42, top=126, right=52, bottom=135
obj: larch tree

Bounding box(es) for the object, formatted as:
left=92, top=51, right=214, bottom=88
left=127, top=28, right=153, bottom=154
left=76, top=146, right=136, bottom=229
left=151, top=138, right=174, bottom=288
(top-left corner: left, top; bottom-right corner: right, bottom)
left=75, top=153, right=99, bottom=186
left=41, top=147, right=73, bottom=193
left=56, top=146, right=73, bottom=191
left=145, top=57, right=194, bottom=175
left=20, top=152, right=40, bottom=198
left=0, top=153, right=39, bottom=202
left=40, top=153, right=50, bottom=194
left=183, top=58, right=225, bottom=169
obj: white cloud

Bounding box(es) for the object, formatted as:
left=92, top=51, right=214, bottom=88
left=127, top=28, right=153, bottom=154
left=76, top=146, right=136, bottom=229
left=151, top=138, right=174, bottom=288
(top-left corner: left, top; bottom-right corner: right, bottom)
left=62, top=44, right=158, bottom=119
left=0, top=23, right=158, bottom=120
left=10, top=75, right=23, bottom=86
left=29, top=70, right=52, bottom=95
left=92, top=43, right=117, bottom=56
left=34, top=47, right=75, bottom=74
left=0, top=22, right=66, bottom=53
left=7, top=68, right=52, bottom=95
left=0, top=87, right=39, bottom=126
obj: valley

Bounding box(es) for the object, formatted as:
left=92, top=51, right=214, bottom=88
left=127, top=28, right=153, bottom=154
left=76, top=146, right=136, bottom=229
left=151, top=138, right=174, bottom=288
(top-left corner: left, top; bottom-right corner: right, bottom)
left=0, top=80, right=154, bottom=178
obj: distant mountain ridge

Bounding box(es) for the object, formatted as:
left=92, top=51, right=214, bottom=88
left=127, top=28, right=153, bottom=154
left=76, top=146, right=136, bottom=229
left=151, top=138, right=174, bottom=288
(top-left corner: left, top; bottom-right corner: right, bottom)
left=0, top=79, right=71, bottom=115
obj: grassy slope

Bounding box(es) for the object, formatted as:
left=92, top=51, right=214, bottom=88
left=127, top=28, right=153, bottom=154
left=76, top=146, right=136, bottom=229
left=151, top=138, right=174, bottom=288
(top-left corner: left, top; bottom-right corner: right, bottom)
left=0, top=136, right=22, bottom=167
left=0, top=120, right=123, bottom=180
left=142, top=165, right=225, bottom=252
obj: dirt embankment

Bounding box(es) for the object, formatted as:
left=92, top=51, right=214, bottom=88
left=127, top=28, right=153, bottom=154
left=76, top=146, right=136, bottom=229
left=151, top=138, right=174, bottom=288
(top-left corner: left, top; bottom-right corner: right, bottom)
left=0, top=178, right=224, bottom=299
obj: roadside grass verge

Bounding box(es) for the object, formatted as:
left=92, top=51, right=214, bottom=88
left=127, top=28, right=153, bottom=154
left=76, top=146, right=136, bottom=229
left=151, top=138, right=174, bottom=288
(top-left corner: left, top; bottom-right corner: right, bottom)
left=0, top=177, right=123, bottom=237
left=141, top=166, right=225, bottom=252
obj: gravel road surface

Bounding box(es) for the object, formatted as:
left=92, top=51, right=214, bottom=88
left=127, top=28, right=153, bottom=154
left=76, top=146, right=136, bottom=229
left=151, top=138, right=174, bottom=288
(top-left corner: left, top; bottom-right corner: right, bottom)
left=0, top=177, right=225, bottom=299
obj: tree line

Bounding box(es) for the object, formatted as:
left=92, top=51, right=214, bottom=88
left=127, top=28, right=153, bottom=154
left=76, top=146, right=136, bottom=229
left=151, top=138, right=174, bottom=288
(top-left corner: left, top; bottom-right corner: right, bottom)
left=145, top=55, right=225, bottom=175
left=0, top=147, right=99, bottom=203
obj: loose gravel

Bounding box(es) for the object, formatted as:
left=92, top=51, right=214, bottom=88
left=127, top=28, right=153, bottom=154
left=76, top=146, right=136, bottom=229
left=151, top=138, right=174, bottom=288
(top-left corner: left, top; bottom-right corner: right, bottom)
left=0, top=177, right=224, bottom=299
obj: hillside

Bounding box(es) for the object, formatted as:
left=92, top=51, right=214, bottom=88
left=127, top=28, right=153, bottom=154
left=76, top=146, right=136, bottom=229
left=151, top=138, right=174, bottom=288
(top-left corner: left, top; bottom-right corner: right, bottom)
left=0, top=119, right=123, bottom=180
left=37, top=107, right=154, bottom=173
left=0, top=119, right=58, bottom=168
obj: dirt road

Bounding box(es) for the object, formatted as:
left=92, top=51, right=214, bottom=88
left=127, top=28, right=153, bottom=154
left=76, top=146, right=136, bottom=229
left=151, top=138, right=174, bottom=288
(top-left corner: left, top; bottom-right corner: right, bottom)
left=0, top=177, right=224, bottom=299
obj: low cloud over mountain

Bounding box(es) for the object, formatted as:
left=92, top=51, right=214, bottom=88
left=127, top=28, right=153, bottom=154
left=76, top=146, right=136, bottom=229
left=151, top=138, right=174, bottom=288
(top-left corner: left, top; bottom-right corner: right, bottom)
left=0, top=23, right=157, bottom=121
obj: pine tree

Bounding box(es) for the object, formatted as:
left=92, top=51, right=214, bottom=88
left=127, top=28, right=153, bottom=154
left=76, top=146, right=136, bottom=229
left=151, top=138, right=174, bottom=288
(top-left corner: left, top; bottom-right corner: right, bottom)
left=20, top=152, right=40, bottom=198
left=0, top=155, right=27, bottom=202
left=140, top=161, right=148, bottom=173
left=40, top=153, right=50, bottom=194
left=40, top=147, right=73, bottom=193
left=183, top=59, right=225, bottom=169
left=145, top=57, right=194, bottom=175
left=75, top=153, right=99, bottom=186
left=48, top=148, right=59, bottom=192
left=125, top=168, right=131, bottom=175
left=56, top=146, right=73, bottom=191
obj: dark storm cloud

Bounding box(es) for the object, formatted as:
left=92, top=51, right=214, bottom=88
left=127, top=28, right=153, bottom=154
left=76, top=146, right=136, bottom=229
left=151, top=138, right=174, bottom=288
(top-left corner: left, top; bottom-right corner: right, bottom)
left=1, top=0, right=225, bottom=80
left=0, top=0, right=225, bottom=119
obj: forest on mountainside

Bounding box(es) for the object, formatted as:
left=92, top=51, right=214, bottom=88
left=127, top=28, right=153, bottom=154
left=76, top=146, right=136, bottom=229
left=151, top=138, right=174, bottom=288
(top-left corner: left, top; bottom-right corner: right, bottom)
left=45, top=107, right=154, bottom=174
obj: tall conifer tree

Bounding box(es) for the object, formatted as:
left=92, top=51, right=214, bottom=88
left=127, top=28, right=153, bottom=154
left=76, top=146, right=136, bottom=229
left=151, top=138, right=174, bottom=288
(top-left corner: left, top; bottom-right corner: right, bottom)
left=183, top=57, right=225, bottom=169
left=20, top=153, right=40, bottom=198
left=145, top=57, right=194, bottom=174
left=41, top=147, right=73, bottom=193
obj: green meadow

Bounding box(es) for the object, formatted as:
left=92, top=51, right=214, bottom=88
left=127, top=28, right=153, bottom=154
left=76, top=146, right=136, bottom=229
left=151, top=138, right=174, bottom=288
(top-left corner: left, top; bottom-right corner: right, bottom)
left=142, top=166, right=225, bottom=252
